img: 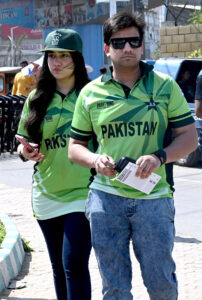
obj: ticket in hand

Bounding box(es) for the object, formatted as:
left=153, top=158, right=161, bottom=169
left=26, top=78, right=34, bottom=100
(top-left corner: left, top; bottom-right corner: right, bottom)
left=115, top=162, right=161, bottom=195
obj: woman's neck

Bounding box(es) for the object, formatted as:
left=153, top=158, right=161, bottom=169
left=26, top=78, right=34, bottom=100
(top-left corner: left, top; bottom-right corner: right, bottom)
left=56, top=76, right=75, bottom=95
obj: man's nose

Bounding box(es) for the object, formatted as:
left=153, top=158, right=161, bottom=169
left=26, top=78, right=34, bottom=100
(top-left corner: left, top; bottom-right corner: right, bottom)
left=123, top=42, right=133, bottom=51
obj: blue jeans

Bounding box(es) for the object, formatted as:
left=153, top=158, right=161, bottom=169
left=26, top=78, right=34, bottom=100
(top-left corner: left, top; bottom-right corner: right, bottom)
left=86, top=189, right=178, bottom=300
left=38, top=212, right=92, bottom=300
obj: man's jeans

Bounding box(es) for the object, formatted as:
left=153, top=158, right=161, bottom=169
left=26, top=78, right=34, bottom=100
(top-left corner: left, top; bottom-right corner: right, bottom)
left=86, top=189, right=178, bottom=300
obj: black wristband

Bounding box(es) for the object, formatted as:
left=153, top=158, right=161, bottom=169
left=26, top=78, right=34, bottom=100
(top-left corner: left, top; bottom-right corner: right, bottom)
left=19, top=152, right=28, bottom=162
left=152, top=149, right=167, bottom=166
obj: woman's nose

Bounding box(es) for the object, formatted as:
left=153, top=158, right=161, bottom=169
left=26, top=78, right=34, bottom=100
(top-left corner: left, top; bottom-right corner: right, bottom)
left=53, top=57, right=62, bottom=65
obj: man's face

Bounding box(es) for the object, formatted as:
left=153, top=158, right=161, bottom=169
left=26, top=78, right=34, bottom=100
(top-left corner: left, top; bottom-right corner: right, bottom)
left=20, top=63, right=28, bottom=68
left=104, top=27, right=143, bottom=69
left=183, top=71, right=191, bottom=81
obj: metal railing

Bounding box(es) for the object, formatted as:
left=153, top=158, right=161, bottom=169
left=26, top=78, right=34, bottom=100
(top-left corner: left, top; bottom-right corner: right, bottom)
left=0, top=95, right=26, bottom=154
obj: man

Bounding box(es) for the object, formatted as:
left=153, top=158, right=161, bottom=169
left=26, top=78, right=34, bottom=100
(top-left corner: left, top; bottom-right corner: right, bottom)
left=178, top=69, right=195, bottom=102
left=68, top=12, right=198, bottom=300
left=195, top=69, right=202, bottom=117
left=12, top=60, right=37, bottom=96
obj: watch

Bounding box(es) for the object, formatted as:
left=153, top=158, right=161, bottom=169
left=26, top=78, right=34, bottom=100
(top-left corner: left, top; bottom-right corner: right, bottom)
left=152, top=149, right=167, bottom=166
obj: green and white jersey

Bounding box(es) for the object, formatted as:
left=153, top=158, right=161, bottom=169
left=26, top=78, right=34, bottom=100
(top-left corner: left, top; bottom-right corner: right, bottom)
left=18, top=89, right=91, bottom=220
left=70, top=62, right=194, bottom=200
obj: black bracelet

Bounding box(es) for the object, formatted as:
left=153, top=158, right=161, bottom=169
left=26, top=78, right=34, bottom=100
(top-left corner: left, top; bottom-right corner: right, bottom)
left=155, top=155, right=163, bottom=165
left=19, top=152, right=28, bottom=162
left=152, top=149, right=167, bottom=166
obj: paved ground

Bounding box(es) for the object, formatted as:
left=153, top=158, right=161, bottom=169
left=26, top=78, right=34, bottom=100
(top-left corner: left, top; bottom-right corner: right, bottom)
left=0, top=153, right=202, bottom=300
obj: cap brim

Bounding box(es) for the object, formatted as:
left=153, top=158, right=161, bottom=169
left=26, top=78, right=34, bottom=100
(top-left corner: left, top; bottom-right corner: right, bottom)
left=39, top=48, right=76, bottom=53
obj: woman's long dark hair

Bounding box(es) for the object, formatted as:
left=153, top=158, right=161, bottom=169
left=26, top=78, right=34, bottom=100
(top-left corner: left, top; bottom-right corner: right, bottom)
left=24, top=51, right=90, bottom=143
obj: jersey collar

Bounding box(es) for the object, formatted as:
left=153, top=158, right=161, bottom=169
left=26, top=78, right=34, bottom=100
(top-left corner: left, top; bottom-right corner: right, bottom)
left=101, top=61, right=154, bottom=83
left=56, top=88, right=77, bottom=100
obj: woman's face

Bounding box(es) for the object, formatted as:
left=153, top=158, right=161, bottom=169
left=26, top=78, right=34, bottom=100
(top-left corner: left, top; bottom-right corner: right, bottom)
left=47, top=51, right=75, bottom=80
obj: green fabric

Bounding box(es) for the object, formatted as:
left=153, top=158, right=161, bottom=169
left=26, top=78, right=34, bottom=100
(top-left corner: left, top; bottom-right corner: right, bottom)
left=18, top=89, right=91, bottom=220
left=70, top=62, right=194, bottom=200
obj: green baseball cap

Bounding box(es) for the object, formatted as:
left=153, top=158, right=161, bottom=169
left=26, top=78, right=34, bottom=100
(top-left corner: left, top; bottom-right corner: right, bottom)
left=40, top=29, right=82, bottom=53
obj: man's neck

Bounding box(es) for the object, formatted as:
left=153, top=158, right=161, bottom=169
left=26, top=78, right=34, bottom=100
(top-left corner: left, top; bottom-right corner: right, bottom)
left=112, top=64, right=141, bottom=89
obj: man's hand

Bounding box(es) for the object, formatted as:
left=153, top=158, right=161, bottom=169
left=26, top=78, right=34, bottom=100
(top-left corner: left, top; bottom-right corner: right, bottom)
left=135, top=155, right=161, bottom=179
left=94, top=154, right=116, bottom=177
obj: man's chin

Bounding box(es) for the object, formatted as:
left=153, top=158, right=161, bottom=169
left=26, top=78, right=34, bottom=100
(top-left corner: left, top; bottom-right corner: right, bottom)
left=116, top=61, right=139, bottom=68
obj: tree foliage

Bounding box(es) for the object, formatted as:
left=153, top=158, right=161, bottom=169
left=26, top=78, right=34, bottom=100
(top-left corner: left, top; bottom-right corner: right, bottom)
left=188, top=49, right=202, bottom=58
left=188, top=10, right=202, bottom=25
left=152, top=42, right=161, bottom=60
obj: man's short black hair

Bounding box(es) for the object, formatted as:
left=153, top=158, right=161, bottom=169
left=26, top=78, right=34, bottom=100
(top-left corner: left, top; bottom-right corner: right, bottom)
left=20, top=60, right=28, bottom=66
left=103, top=11, right=145, bottom=45
left=100, top=67, right=107, bottom=74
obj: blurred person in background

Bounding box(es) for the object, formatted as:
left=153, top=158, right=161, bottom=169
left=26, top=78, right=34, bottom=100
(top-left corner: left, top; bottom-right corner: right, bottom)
left=195, top=69, right=202, bottom=117
left=178, top=69, right=195, bottom=102
left=12, top=60, right=37, bottom=96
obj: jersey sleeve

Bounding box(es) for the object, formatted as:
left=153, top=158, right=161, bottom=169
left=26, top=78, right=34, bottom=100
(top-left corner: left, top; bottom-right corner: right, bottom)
left=17, top=90, right=35, bottom=139
left=69, top=90, right=93, bottom=141
left=168, top=79, right=195, bottom=128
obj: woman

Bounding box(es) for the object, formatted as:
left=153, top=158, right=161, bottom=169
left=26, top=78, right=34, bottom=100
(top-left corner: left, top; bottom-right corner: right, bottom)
left=17, top=29, right=92, bottom=300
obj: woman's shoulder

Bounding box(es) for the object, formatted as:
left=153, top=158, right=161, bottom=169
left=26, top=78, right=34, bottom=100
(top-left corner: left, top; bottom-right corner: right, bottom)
left=27, top=88, right=37, bottom=99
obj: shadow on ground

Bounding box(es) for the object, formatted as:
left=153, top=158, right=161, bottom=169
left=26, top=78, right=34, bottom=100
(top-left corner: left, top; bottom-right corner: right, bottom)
left=175, top=235, right=202, bottom=243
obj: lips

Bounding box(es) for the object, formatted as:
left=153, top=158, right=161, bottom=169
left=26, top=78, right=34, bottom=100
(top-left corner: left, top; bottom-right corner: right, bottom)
left=54, top=68, right=62, bottom=72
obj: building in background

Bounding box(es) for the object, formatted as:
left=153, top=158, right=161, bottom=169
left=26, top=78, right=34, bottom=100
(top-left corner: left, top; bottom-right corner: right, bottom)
left=164, top=0, right=201, bottom=26
left=0, top=24, right=43, bottom=67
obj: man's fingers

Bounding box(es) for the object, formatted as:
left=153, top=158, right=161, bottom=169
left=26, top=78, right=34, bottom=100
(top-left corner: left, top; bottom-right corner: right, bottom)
left=95, top=155, right=116, bottom=176
left=135, top=155, right=161, bottom=178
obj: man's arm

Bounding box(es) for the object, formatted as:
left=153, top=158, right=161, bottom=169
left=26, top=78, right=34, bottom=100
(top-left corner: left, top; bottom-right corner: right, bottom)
left=163, top=123, right=198, bottom=163
left=68, top=138, right=116, bottom=177
left=134, top=123, right=198, bottom=179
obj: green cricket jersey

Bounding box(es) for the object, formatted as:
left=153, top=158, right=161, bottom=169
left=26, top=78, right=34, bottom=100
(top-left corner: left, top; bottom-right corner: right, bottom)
left=69, top=62, right=194, bottom=199
left=18, top=89, right=91, bottom=220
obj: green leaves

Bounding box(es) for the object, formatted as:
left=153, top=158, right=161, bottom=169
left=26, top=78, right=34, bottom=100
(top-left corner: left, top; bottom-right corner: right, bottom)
left=0, top=221, right=6, bottom=248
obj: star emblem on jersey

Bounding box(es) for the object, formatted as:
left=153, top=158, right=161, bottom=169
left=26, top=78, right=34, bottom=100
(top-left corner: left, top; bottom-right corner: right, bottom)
left=145, top=96, right=159, bottom=111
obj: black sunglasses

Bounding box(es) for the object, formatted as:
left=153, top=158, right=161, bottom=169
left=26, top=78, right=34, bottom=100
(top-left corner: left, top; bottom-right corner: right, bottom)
left=110, top=37, right=142, bottom=49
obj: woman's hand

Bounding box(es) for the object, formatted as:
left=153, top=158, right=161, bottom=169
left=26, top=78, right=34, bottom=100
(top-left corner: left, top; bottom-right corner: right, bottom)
left=18, top=143, right=44, bottom=162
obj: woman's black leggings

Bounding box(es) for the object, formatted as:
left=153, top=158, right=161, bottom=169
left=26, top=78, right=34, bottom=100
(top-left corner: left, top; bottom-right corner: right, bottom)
left=37, top=212, right=92, bottom=300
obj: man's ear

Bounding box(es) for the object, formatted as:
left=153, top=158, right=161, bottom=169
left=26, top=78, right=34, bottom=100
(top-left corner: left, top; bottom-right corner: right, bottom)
left=104, top=44, right=110, bottom=57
